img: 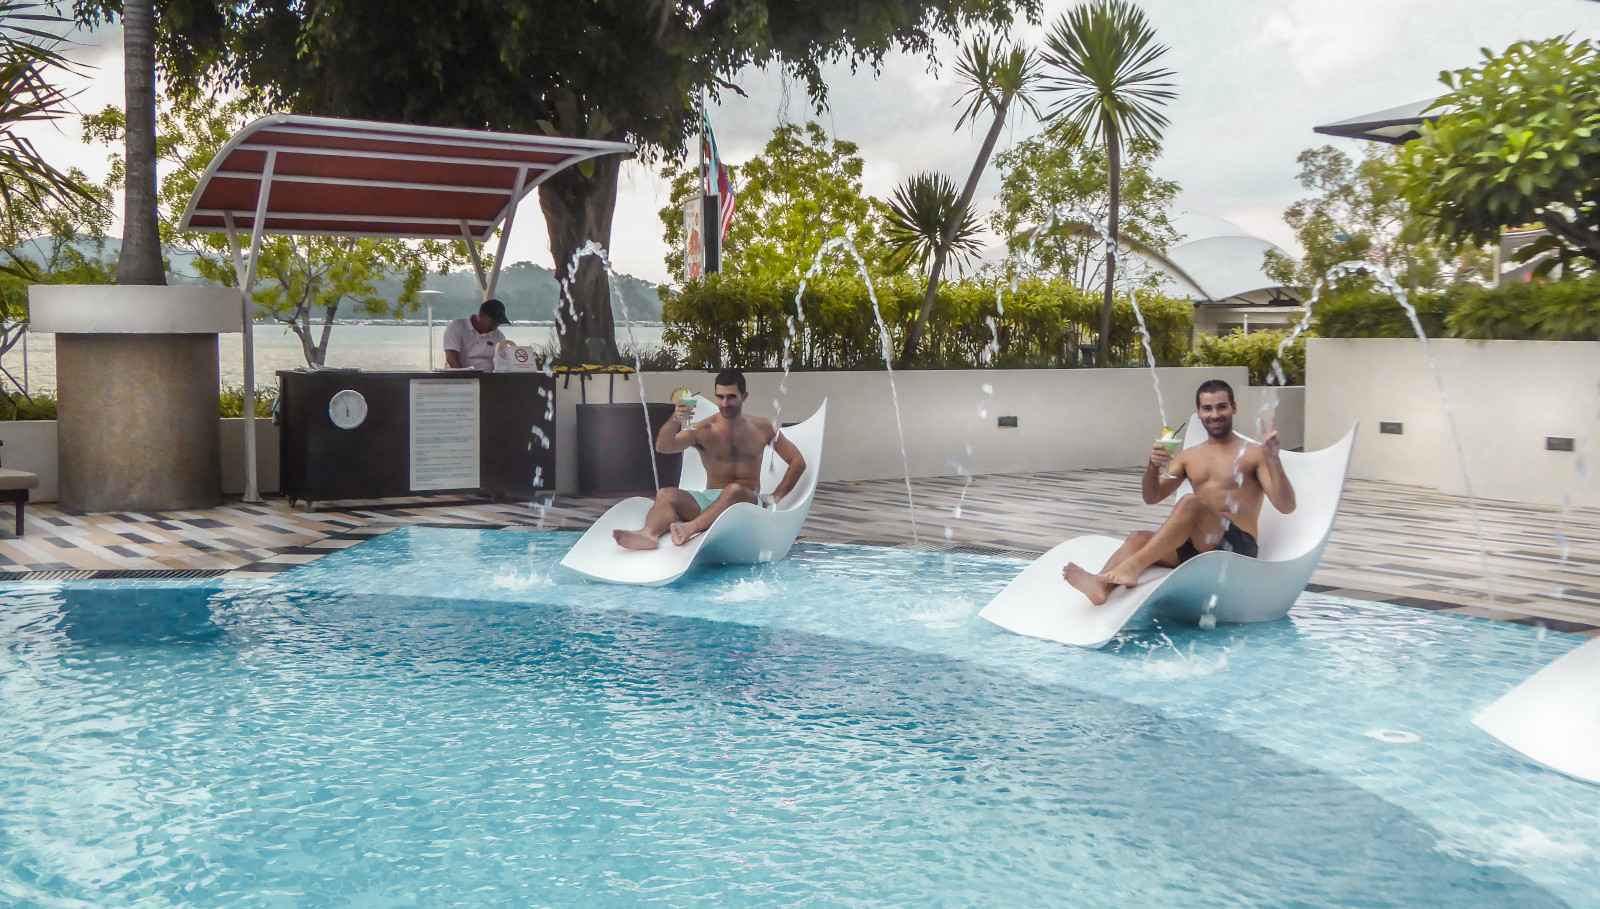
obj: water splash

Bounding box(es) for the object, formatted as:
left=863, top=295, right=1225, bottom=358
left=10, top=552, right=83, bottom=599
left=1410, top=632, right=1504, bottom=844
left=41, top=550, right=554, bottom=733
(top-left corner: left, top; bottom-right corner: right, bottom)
left=1079, top=216, right=1169, bottom=428
left=1339, top=262, right=1496, bottom=603
left=782, top=232, right=919, bottom=542
left=561, top=241, right=660, bottom=493
left=491, top=566, right=552, bottom=590
left=712, top=578, right=777, bottom=604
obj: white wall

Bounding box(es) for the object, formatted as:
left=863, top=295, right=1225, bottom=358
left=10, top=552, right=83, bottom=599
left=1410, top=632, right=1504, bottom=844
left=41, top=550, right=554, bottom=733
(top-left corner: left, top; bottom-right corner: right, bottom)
left=0, top=419, right=281, bottom=503
left=220, top=419, right=280, bottom=496
left=5, top=370, right=1310, bottom=504
left=553, top=367, right=1304, bottom=493
left=1307, top=338, right=1600, bottom=506
left=0, top=420, right=58, bottom=502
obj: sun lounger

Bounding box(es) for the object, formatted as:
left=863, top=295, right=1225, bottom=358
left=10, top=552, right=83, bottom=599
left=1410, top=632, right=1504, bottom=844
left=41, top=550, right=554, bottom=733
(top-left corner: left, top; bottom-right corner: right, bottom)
left=978, top=413, right=1358, bottom=648
left=1475, top=636, right=1600, bottom=784
left=560, top=398, right=827, bottom=586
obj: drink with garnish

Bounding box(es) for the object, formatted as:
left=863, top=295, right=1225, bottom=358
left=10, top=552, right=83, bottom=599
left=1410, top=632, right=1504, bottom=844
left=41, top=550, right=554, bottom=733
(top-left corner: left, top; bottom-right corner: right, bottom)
left=671, top=387, right=697, bottom=429
left=1157, top=426, right=1182, bottom=478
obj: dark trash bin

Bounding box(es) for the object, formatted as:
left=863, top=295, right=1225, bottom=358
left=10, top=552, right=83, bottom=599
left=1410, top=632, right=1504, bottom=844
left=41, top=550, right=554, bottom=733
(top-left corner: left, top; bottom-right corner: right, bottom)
left=577, top=402, right=683, bottom=496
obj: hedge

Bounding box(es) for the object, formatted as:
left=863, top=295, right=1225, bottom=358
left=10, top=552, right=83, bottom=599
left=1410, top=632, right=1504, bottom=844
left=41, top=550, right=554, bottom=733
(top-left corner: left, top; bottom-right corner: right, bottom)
left=660, top=274, right=1192, bottom=370
left=1187, top=329, right=1307, bottom=385
left=2, top=385, right=276, bottom=420
left=1313, top=274, right=1600, bottom=341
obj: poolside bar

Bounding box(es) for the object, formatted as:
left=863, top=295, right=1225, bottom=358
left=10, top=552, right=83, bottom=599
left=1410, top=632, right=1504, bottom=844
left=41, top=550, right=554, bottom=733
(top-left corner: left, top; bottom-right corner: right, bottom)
left=277, top=369, right=555, bottom=508
left=177, top=114, right=635, bottom=504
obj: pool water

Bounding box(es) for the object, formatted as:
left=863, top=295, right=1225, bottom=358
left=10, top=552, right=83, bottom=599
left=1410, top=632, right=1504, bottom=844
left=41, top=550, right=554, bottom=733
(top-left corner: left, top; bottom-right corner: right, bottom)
left=1, top=528, right=1595, bottom=907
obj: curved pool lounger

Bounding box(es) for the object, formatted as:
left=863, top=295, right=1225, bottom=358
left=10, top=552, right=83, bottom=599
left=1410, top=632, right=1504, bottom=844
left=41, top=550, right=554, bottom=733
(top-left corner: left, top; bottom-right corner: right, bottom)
left=979, top=414, right=1358, bottom=648
left=1474, top=636, right=1600, bottom=784
left=560, top=399, right=827, bottom=586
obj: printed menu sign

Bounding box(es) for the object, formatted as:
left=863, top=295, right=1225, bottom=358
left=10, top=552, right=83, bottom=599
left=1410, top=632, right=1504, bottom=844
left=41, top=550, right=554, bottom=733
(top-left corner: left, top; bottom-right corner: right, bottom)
left=409, top=379, right=480, bottom=490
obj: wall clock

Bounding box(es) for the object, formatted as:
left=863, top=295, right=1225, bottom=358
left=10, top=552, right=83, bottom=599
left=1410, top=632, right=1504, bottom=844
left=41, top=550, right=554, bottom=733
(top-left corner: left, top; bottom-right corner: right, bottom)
left=329, top=389, right=368, bottom=430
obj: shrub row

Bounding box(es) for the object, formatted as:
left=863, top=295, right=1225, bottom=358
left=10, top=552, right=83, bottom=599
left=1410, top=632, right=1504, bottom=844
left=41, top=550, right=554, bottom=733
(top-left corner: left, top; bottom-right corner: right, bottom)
left=1187, top=330, right=1307, bottom=386
left=660, top=274, right=1193, bottom=370
left=2, top=385, right=276, bottom=421
left=1313, top=274, right=1600, bottom=341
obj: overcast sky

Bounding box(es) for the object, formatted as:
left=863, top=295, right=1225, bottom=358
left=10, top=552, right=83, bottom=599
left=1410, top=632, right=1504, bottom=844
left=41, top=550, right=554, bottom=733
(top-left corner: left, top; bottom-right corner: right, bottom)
left=19, top=0, right=1598, bottom=284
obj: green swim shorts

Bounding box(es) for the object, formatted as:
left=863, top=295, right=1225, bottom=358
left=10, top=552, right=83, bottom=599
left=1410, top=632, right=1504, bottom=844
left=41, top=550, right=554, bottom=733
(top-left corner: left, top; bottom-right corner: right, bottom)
left=686, top=488, right=722, bottom=510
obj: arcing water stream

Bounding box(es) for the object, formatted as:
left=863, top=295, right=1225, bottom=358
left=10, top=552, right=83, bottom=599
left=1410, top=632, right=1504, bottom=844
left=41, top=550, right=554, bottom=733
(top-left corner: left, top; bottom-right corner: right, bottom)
left=774, top=232, right=921, bottom=542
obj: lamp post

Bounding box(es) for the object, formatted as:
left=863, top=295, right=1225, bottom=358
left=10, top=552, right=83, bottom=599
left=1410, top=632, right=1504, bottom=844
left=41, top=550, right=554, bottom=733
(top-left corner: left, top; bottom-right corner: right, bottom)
left=420, top=290, right=443, bottom=370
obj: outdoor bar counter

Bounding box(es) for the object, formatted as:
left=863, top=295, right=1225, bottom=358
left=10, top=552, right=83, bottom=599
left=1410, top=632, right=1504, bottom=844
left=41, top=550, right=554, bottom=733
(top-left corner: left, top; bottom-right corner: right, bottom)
left=277, top=369, right=555, bottom=508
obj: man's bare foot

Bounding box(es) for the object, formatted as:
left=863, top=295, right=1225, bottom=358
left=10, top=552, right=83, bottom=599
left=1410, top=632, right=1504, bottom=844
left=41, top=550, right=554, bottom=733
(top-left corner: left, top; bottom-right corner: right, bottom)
left=669, top=521, right=703, bottom=546
left=613, top=529, right=660, bottom=551
left=1101, top=563, right=1143, bottom=589
left=1063, top=562, right=1110, bottom=606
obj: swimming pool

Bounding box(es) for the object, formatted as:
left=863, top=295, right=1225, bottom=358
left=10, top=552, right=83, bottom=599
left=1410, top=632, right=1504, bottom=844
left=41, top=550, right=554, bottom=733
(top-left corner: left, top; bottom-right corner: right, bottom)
left=1, top=527, right=1595, bottom=906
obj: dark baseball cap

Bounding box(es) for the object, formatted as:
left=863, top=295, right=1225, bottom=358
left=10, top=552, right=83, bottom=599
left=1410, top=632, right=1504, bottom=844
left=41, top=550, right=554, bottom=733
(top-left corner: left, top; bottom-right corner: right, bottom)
left=480, top=298, right=511, bottom=326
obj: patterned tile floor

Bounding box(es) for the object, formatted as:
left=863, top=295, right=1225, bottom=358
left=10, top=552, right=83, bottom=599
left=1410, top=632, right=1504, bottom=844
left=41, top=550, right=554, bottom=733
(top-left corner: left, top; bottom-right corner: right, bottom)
left=2, top=471, right=1596, bottom=634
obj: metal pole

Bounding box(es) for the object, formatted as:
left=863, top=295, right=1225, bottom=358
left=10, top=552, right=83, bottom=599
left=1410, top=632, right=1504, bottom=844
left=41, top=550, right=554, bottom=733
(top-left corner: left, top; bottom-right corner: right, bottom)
left=485, top=166, right=528, bottom=300
left=428, top=301, right=434, bottom=370
left=460, top=222, right=488, bottom=292
left=21, top=328, right=27, bottom=394
left=226, top=149, right=276, bottom=504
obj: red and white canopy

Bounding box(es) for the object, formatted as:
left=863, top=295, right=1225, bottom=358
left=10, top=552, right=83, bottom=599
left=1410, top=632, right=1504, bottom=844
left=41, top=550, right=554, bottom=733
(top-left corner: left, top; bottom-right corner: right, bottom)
left=179, top=114, right=634, bottom=241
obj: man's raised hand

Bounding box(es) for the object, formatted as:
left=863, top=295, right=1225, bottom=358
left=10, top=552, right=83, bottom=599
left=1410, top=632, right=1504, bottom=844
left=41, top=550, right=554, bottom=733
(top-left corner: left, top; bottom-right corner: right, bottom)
left=1261, top=429, right=1281, bottom=460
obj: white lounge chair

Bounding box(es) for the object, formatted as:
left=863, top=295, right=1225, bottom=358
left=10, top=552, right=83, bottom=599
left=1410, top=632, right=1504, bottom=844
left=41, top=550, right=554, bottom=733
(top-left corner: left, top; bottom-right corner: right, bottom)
left=1475, top=636, right=1600, bottom=784
left=560, top=398, right=827, bottom=586
left=979, top=414, right=1358, bottom=648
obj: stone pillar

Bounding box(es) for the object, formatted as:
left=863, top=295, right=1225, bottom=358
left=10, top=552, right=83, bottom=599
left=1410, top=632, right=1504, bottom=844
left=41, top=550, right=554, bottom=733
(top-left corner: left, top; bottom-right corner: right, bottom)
left=30, top=285, right=239, bottom=513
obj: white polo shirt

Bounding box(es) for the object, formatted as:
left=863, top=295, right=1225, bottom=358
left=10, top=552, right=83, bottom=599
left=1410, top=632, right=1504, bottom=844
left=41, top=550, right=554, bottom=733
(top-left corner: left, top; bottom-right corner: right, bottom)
left=442, top=317, right=504, bottom=370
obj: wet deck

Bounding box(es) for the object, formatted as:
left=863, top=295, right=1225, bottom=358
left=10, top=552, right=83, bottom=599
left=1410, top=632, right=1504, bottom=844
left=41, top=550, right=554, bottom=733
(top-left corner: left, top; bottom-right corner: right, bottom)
left=3, top=470, right=1596, bottom=634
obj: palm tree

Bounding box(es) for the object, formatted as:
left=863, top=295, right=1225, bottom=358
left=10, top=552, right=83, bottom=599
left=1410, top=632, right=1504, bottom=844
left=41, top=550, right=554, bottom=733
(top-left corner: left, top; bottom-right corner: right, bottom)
left=0, top=1, right=95, bottom=277
left=117, top=0, right=164, bottom=285
left=898, top=33, right=1039, bottom=366
left=1040, top=0, right=1176, bottom=367
left=883, top=171, right=986, bottom=277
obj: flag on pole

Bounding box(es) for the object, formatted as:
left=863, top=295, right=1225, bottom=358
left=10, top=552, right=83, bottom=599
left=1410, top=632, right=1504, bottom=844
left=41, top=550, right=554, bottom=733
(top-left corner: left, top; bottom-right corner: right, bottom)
left=700, top=108, right=736, bottom=244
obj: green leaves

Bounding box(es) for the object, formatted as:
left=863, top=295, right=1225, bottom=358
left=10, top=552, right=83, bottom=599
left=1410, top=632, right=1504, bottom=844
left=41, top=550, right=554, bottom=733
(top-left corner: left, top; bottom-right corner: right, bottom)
left=1038, top=0, right=1176, bottom=147
left=1397, top=35, right=1600, bottom=272
left=0, top=1, right=104, bottom=250
left=1274, top=143, right=1491, bottom=292
left=1188, top=330, right=1306, bottom=386
left=882, top=171, right=984, bottom=276
left=656, top=121, right=891, bottom=285
left=661, top=273, right=1192, bottom=370
left=992, top=132, right=1179, bottom=287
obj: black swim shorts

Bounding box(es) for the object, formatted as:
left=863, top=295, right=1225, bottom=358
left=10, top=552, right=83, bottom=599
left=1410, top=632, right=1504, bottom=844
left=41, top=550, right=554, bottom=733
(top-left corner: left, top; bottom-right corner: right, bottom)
left=1176, top=522, right=1259, bottom=564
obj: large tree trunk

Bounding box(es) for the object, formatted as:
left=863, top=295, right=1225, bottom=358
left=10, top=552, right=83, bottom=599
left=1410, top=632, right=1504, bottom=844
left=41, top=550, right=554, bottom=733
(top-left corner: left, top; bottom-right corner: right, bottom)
left=899, top=93, right=1013, bottom=367
left=117, top=0, right=165, bottom=286
left=1097, top=129, right=1121, bottom=369
left=541, top=156, right=622, bottom=365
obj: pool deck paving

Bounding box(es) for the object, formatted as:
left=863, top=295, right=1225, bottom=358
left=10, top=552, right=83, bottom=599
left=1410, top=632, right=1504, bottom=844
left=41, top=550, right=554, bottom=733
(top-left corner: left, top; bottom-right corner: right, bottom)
left=1, top=470, right=1596, bottom=635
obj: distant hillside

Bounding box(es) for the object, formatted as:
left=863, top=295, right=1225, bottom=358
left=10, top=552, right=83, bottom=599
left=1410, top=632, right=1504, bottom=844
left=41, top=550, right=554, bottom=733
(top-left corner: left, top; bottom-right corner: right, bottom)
left=15, top=237, right=665, bottom=322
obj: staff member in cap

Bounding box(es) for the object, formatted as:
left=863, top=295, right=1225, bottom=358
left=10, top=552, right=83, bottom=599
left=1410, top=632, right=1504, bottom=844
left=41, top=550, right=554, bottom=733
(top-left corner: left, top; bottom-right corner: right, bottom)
left=443, top=299, right=512, bottom=370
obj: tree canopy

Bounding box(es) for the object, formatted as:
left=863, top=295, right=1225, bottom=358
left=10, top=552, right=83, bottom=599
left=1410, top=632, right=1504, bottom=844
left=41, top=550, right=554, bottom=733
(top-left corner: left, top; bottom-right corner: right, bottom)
left=72, top=0, right=1041, bottom=362
left=657, top=121, right=891, bottom=286
left=1267, top=144, right=1491, bottom=292
left=1398, top=35, right=1600, bottom=277
left=991, top=131, right=1178, bottom=290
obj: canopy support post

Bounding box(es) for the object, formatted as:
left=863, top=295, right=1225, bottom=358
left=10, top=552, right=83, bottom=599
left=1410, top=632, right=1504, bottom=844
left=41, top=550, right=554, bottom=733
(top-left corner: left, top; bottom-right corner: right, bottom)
left=460, top=222, right=488, bottom=292
left=484, top=166, right=528, bottom=301
left=223, top=149, right=276, bottom=505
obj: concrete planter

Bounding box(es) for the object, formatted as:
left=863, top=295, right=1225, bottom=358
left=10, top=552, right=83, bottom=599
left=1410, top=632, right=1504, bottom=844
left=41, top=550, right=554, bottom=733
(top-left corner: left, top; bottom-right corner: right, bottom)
left=29, top=285, right=239, bottom=512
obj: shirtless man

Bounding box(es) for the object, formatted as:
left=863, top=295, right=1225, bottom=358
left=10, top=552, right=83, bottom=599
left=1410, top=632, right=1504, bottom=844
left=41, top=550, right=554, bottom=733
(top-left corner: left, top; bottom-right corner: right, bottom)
left=612, top=368, right=806, bottom=550
left=1063, top=378, right=1296, bottom=605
